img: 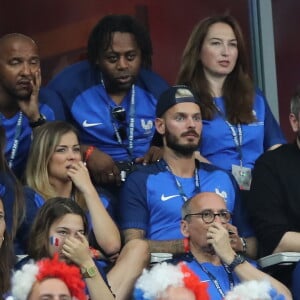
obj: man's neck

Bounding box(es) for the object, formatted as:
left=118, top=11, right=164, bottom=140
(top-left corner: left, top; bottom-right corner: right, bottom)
left=297, top=137, right=300, bottom=150
left=108, top=91, right=128, bottom=105
left=191, top=246, right=222, bottom=266
left=163, top=148, right=197, bottom=178
left=104, top=83, right=132, bottom=105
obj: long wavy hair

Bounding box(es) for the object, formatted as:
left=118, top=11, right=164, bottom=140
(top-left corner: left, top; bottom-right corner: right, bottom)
left=177, top=14, right=255, bottom=124
left=25, top=121, right=86, bottom=210
left=0, top=126, right=25, bottom=238
left=27, top=197, right=88, bottom=260
left=0, top=199, right=15, bottom=298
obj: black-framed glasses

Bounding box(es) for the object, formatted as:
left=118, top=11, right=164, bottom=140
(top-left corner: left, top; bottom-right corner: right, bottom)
left=112, top=106, right=126, bottom=122
left=184, top=209, right=231, bottom=224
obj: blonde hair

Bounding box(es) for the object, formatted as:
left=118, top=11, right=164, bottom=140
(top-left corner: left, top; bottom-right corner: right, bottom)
left=25, top=121, right=86, bottom=210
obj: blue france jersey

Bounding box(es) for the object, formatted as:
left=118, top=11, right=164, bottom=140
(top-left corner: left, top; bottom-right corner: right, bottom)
left=47, top=61, right=170, bottom=161
left=200, top=90, right=286, bottom=171
left=185, top=260, right=241, bottom=300
left=2, top=105, right=54, bottom=178
left=71, top=84, right=157, bottom=161
left=119, top=159, right=252, bottom=240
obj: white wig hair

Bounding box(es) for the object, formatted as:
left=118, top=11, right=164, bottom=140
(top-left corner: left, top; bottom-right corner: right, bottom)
left=10, top=260, right=39, bottom=300
left=224, top=279, right=279, bottom=300
left=135, top=262, right=184, bottom=300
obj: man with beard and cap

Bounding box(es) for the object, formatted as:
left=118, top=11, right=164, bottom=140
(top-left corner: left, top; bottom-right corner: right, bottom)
left=118, top=85, right=256, bottom=258
left=0, top=33, right=64, bottom=178
left=247, top=86, right=300, bottom=298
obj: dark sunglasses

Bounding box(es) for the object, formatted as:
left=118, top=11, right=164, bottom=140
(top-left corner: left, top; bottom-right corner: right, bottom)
left=112, top=106, right=126, bottom=123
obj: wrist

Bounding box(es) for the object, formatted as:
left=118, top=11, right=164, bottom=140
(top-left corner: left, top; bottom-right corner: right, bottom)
left=226, top=253, right=246, bottom=272
left=29, top=113, right=46, bottom=128
left=84, top=146, right=95, bottom=164
left=80, top=257, right=95, bottom=269
left=221, top=251, right=236, bottom=265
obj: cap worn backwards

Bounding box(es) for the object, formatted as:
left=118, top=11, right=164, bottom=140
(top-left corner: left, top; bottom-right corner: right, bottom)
left=155, top=85, right=200, bottom=117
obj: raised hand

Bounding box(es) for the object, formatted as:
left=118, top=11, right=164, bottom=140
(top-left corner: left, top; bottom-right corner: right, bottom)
left=18, top=68, right=41, bottom=122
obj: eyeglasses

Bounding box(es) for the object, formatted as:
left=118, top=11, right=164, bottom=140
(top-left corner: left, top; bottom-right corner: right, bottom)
left=112, top=106, right=126, bottom=122
left=184, top=209, right=231, bottom=224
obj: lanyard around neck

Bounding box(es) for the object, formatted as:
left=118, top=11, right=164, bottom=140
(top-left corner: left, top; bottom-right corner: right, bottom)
left=193, top=256, right=234, bottom=297
left=0, top=112, right=23, bottom=169
left=165, top=162, right=200, bottom=202
left=214, top=101, right=243, bottom=164
left=101, top=76, right=136, bottom=159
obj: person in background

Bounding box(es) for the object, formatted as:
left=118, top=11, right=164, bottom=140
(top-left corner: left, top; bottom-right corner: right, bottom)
left=224, top=279, right=285, bottom=300
left=0, top=125, right=24, bottom=245
left=25, top=121, right=120, bottom=260
left=0, top=33, right=64, bottom=178
left=176, top=14, right=285, bottom=191
left=134, top=261, right=209, bottom=300
left=176, top=192, right=291, bottom=300
left=10, top=255, right=86, bottom=300
left=17, top=197, right=149, bottom=300
left=47, top=14, right=169, bottom=187
left=0, top=192, right=15, bottom=299
left=247, top=86, right=300, bottom=299
left=119, top=85, right=256, bottom=258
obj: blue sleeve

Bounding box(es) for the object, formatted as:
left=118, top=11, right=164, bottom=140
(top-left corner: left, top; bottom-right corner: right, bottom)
left=292, top=261, right=300, bottom=299
left=118, top=171, right=149, bottom=232
left=135, top=68, right=170, bottom=99
left=47, top=61, right=98, bottom=123
left=257, top=90, right=286, bottom=150
left=39, top=87, right=66, bottom=120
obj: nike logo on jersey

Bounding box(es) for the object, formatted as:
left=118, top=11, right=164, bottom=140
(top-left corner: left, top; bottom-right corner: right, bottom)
left=161, top=194, right=180, bottom=201
left=82, top=120, right=103, bottom=127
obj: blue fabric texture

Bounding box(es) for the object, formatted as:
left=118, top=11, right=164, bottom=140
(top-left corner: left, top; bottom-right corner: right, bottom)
left=119, top=159, right=253, bottom=239
left=47, top=61, right=169, bottom=161
left=199, top=90, right=286, bottom=171
left=1, top=88, right=65, bottom=178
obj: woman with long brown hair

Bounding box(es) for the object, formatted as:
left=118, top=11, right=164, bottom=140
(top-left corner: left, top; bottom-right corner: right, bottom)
left=177, top=15, right=285, bottom=190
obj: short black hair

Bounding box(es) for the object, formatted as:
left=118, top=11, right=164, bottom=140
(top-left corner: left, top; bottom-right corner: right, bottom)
left=87, top=14, right=152, bottom=68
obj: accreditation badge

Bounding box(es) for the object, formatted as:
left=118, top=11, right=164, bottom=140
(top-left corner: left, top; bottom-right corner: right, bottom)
left=232, top=164, right=252, bottom=190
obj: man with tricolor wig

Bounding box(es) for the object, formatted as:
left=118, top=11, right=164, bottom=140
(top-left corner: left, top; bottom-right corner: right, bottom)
left=9, top=255, right=86, bottom=300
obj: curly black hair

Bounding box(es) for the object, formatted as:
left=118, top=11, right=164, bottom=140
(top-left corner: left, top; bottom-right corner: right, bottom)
left=87, top=14, right=152, bottom=68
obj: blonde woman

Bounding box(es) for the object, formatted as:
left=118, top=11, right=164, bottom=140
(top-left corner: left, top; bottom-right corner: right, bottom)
left=25, top=121, right=120, bottom=259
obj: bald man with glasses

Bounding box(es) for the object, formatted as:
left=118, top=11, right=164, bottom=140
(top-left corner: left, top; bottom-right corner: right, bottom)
left=177, top=192, right=291, bottom=300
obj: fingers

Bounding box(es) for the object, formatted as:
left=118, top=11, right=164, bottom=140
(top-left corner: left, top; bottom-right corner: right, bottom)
left=30, top=68, right=41, bottom=95
left=99, top=164, right=121, bottom=186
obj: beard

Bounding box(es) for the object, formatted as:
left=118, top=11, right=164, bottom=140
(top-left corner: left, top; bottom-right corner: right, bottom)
left=165, top=128, right=200, bottom=157
left=101, top=71, right=137, bottom=95
left=5, top=84, right=32, bottom=101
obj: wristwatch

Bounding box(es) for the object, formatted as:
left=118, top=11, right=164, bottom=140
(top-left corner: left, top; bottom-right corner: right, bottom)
left=29, top=114, right=46, bottom=128
left=227, top=254, right=246, bottom=272
left=81, top=265, right=97, bottom=278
